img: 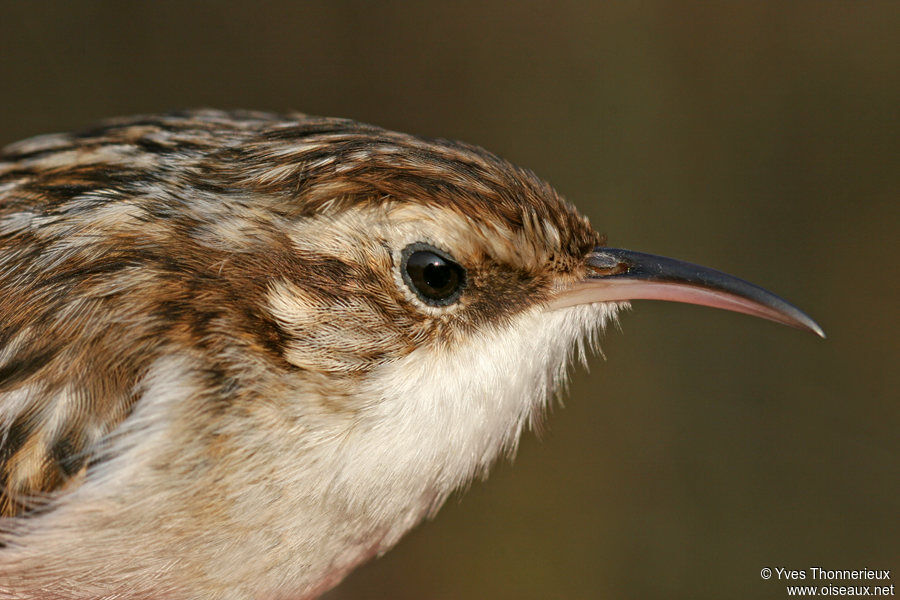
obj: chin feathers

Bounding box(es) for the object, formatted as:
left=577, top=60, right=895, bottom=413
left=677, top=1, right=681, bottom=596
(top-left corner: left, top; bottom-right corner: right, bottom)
left=361, top=301, right=624, bottom=501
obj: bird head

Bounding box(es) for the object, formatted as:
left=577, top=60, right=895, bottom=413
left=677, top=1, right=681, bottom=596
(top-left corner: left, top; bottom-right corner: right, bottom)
left=0, top=110, right=822, bottom=598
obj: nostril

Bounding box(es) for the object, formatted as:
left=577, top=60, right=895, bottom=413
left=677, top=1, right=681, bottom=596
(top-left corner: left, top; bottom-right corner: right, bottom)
left=586, top=260, right=629, bottom=278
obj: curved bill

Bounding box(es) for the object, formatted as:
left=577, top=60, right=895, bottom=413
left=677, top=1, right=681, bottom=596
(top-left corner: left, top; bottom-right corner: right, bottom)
left=552, top=247, right=825, bottom=338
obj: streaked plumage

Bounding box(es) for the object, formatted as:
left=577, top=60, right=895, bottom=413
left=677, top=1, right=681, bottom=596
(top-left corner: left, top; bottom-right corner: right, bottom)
left=0, top=111, right=612, bottom=598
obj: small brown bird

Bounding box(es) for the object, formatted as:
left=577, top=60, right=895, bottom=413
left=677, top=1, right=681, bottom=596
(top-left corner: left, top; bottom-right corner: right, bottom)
left=0, top=110, right=822, bottom=599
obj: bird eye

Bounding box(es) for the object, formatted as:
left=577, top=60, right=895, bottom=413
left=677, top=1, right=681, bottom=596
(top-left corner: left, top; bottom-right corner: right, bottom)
left=401, top=243, right=466, bottom=306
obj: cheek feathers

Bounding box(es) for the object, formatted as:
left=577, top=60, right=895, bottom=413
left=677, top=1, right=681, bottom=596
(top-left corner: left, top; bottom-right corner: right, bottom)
left=266, top=277, right=414, bottom=373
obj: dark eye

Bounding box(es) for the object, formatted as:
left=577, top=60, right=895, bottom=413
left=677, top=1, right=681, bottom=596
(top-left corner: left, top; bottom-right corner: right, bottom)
left=401, top=243, right=467, bottom=306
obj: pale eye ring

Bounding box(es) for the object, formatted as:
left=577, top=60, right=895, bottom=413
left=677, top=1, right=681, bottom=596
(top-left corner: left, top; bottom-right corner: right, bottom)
left=400, top=243, right=467, bottom=306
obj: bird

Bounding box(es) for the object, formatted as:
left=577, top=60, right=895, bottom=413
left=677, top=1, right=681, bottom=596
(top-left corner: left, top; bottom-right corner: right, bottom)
left=0, top=109, right=822, bottom=599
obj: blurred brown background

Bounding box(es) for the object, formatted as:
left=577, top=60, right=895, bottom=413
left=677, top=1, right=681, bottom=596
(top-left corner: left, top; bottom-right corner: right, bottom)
left=1, top=2, right=896, bottom=598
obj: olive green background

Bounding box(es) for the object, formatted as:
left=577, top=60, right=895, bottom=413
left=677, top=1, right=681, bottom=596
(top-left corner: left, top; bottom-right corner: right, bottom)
left=1, top=2, right=896, bottom=599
